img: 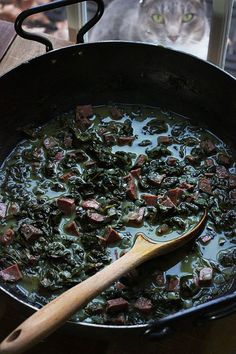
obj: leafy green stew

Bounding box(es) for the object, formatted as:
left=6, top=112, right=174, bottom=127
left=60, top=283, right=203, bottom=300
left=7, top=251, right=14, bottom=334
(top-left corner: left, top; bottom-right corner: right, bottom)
left=0, top=104, right=235, bottom=325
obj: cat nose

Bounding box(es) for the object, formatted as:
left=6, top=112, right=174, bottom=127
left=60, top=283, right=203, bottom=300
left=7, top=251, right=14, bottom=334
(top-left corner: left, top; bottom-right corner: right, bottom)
left=168, top=35, right=179, bottom=42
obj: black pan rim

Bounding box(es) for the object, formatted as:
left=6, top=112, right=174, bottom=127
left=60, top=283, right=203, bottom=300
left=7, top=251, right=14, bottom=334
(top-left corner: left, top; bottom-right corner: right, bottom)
left=0, top=39, right=236, bottom=330
left=0, top=40, right=235, bottom=82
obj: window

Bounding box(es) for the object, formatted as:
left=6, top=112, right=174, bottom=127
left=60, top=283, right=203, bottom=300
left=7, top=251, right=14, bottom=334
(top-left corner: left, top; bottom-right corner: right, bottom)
left=0, top=0, right=235, bottom=75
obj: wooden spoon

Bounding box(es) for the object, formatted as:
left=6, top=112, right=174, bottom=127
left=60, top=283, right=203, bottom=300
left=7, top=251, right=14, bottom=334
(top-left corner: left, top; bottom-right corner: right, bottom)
left=0, top=210, right=207, bottom=354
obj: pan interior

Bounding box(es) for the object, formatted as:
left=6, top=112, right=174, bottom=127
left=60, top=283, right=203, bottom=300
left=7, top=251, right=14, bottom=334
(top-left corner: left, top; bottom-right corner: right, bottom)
left=0, top=102, right=235, bottom=327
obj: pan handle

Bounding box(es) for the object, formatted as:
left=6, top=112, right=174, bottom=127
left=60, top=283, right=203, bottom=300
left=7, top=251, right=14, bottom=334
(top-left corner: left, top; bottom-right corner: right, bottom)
left=14, top=0, right=104, bottom=52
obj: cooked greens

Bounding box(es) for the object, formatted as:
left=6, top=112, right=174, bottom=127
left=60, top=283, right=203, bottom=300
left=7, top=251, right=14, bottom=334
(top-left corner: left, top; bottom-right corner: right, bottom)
left=0, top=104, right=235, bottom=325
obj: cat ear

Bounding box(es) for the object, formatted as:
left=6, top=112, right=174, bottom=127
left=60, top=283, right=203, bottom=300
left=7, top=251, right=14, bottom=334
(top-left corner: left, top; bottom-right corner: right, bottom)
left=139, top=0, right=152, bottom=7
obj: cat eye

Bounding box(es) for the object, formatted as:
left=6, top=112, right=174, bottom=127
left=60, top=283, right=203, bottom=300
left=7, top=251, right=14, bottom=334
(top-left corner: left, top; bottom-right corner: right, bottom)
left=182, top=13, right=194, bottom=23
left=152, top=14, right=165, bottom=24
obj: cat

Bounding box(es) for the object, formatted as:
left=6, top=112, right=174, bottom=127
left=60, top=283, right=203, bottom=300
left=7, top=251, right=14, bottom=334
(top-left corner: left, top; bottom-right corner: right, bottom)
left=89, top=0, right=210, bottom=60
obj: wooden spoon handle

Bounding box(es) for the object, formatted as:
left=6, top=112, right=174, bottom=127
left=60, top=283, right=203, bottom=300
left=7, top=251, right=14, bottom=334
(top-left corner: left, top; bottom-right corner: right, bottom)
left=0, top=211, right=207, bottom=354
left=0, top=246, right=142, bottom=354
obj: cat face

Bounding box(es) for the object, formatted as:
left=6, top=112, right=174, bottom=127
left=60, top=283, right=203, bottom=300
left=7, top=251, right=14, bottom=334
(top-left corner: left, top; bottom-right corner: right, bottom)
left=139, top=0, right=207, bottom=45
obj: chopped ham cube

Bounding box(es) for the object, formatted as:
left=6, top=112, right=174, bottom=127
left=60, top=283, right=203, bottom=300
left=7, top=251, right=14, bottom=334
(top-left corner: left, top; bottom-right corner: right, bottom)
left=167, top=277, right=179, bottom=291
left=0, top=203, right=7, bottom=219
left=156, top=224, right=170, bottom=235
left=110, top=107, right=122, bottom=120
left=133, top=154, right=147, bottom=168
left=200, top=234, right=212, bottom=244
left=104, top=227, right=121, bottom=245
left=0, top=264, right=22, bottom=282
left=130, top=168, right=141, bottom=178
left=127, top=207, right=145, bottom=224
left=0, top=229, right=14, bottom=246
left=200, top=139, right=216, bottom=155
left=115, top=282, right=126, bottom=290
left=204, top=158, right=214, bottom=167
left=7, top=202, right=19, bottom=216
left=158, top=136, right=170, bottom=144
left=21, top=224, right=43, bottom=240
left=60, top=171, right=76, bottom=183
left=55, top=151, right=64, bottom=161
left=76, top=105, right=93, bottom=131
left=158, top=196, right=175, bottom=209
left=103, top=134, right=116, bottom=145
left=76, top=104, right=93, bottom=118
left=155, top=271, right=165, bottom=287
left=117, top=136, right=135, bottom=145
left=178, top=181, right=194, bottom=191
left=216, top=166, right=229, bottom=179
left=166, top=188, right=184, bottom=205
left=185, top=155, right=198, bottom=165
left=199, top=267, right=213, bottom=286
left=229, top=175, right=236, bottom=189
left=166, top=156, right=178, bottom=166
left=217, top=153, right=231, bottom=166
left=65, top=221, right=80, bottom=237
left=106, top=297, right=129, bottom=314
left=87, top=212, right=106, bottom=223
left=88, top=303, right=104, bottom=315
left=71, top=151, right=88, bottom=162
left=126, top=175, right=137, bottom=201
left=134, top=297, right=153, bottom=314
left=64, top=135, right=73, bottom=148
left=57, top=198, right=75, bottom=215
left=82, top=199, right=101, bottom=210
left=147, top=173, right=165, bottom=186
left=142, top=194, right=158, bottom=206
left=198, top=177, right=212, bottom=194
left=77, top=116, right=92, bottom=132
left=28, top=255, right=39, bottom=265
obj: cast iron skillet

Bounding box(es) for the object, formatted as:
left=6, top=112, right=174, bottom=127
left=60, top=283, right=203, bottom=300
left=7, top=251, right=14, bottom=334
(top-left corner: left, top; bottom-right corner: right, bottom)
left=0, top=0, right=236, bottom=340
